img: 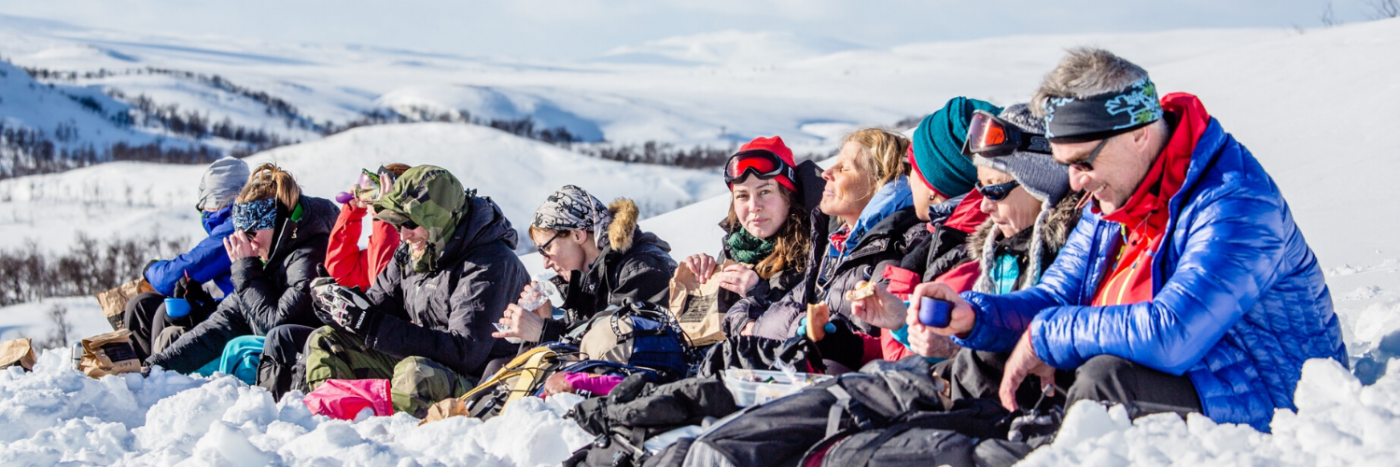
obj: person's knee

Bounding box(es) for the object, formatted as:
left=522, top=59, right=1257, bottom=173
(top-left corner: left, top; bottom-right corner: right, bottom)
left=1075, top=355, right=1136, bottom=383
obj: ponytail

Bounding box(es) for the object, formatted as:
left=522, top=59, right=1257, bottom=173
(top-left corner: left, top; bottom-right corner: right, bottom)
left=237, top=162, right=301, bottom=210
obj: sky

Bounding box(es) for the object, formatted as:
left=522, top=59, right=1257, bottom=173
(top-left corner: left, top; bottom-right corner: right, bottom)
left=0, top=0, right=1385, bottom=60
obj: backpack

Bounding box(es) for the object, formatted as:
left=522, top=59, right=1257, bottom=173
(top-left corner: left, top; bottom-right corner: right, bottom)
left=578, top=299, right=692, bottom=382
left=564, top=374, right=739, bottom=467
left=454, top=343, right=584, bottom=420
left=696, top=335, right=825, bottom=378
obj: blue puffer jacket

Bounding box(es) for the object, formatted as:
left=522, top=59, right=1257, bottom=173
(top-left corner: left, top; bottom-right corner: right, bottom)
left=144, top=207, right=236, bottom=297
left=953, top=104, right=1346, bottom=432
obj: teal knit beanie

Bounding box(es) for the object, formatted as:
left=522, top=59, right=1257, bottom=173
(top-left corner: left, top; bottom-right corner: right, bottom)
left=911, top=97, right=1003, bottom=197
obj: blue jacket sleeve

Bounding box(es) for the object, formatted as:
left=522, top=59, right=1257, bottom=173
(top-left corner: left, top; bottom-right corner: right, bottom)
left=952, top=211, right=1099, bottom=353
left=144, top=222, right=235, bottom=296
left=1029, top=186, right=1287, bottom=374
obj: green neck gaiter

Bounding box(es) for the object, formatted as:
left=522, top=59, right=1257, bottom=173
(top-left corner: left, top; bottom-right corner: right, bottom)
left=726, top=228, right=776, bottom=265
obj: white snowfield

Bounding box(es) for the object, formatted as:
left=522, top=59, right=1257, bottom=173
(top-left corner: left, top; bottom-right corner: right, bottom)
left=1, top=13, right=1400, bottom=467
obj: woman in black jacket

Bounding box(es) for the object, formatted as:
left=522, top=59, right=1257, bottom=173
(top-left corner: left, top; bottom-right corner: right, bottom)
left=676, top=136, right=822, bottom=338
left=493, top=185, right=676, bottom=346
left=146, top=163, right=335, bottom=373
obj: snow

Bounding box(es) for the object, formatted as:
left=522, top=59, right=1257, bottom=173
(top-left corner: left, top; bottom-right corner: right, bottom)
left=0, top=350, right=592, bottom=466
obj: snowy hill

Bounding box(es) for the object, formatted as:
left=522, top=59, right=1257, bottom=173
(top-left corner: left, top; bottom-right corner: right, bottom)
left=0, top=122, right=729, bottom=257
left=2, top=15, right=1400, bottom=467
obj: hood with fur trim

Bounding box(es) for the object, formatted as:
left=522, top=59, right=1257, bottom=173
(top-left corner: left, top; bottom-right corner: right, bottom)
left=967, top=191, right=1083, bottom=292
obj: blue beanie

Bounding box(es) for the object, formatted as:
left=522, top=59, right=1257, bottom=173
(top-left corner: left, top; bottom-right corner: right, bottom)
left=911, top=97, right=1002, bottom=197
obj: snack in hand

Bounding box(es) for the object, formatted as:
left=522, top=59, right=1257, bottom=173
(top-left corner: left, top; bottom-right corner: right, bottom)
left=806, top=302, right=830, bottom=341
left=845, top=282, right=876, bottom=301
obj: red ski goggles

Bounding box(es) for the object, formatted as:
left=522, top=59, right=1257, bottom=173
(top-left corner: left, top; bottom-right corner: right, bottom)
left=961, top=110, right=1053, bottom=158
left=724, top=150, right=796, bottom=190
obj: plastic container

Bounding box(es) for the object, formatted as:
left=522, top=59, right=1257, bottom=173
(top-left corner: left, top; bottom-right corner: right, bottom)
left=164, top=297, right=192, bottom=319
left=723, top=369, right=833, bottom=407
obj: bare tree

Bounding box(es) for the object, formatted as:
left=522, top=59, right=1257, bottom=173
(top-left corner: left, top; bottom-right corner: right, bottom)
left=1322, top=2, right=1339, bottom=26
left=1367, top=0, right=1400, bottom=19
left=36, top=304, right=73, bottom=350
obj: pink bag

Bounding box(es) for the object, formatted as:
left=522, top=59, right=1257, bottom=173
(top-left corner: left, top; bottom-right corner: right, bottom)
left=303, top=379, right=394, bottom=420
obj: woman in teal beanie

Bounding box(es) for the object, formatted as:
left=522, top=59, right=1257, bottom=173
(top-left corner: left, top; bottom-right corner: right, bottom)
left=910, top=97, right=1003, bottom=200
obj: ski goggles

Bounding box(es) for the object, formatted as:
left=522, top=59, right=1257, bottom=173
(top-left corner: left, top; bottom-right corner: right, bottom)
left=961, top=110, right=1053, bottom=158
left=976, top=179, right=1021, bottom=202
left=723, top=150, right=795, bottom=188
left=353, top=166, right=402, bottom=201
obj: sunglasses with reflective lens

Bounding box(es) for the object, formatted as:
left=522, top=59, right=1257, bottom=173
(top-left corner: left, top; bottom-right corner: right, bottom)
left=977, top=179, right=1021, bottom=202
left=1060, top=135, right=1114, bottom=172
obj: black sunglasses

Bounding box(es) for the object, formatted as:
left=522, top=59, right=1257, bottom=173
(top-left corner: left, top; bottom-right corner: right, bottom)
left=397, top=219, right=419, bottom=231
left=977, top=179, right=1021, bottom=202
left=538, top=232, right=567, bottom=259
left=1060, top=135, right=1113, bottom=172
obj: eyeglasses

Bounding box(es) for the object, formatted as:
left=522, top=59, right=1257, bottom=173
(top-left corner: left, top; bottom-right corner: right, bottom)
left=1059, top=135, right=1113, bottom=172
left=397, top=219, right=419, bottom=231
left=961, top=110, right=1052, bottom=158
left=538, top=232, right=566, bottom=259
left=723, top=150, right=795, bottom=186
left=976, top=179, right=1021, bottom=202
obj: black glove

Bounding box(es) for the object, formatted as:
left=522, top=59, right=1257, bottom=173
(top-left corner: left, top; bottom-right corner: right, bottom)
left=311, top=278, right=380, bottom=336
left=173, top=276, right=217, bottom=318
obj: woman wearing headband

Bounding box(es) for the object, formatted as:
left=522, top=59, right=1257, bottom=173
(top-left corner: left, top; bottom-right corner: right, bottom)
left=145, top=163, right=337, bottom=375
left=493, top=185, right=676, bottom=346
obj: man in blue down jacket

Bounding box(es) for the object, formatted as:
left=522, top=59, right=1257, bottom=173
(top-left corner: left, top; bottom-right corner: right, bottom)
left=907, top=48, right=1345, bottom=433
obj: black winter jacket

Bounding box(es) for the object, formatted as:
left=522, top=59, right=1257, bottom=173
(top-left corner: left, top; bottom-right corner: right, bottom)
left=535, top=199, right=677, bottom=344
left=363, top=195, right=530, bottom=379
left=148, top=196, right=337, bottom=372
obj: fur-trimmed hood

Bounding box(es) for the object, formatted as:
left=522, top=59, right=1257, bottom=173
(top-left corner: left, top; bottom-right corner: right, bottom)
left=966, top=191, right=1084, bottom=292
left=606, top=198, right=640, bottom=253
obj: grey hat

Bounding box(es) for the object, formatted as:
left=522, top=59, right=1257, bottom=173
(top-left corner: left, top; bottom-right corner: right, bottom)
left=197, top=158, right=250, bottom=211
left=971, top=104, right=1070, bottom=206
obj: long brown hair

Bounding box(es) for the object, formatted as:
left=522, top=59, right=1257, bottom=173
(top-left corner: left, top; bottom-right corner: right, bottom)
left=237, top=162, right=300, bottom=210
left=721, top=185, right=810, bottom=279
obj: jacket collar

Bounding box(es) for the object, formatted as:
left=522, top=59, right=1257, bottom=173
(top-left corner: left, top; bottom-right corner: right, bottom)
left=829, top=176, right=914, bottom=258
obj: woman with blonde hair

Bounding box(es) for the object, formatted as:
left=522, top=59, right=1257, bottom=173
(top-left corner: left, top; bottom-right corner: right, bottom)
left=146, top=162, right=337, bottom=375
left=748, top=128, right=928, bottom=372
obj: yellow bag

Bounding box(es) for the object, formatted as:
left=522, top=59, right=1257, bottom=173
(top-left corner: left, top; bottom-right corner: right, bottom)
left=0, top=338, right=36, bottom=371
left=666, top=260, right=738, bottom=347
left=94, top=278, right=154, bottom=331
left=420, top=345, right=576, bottom=425
left=78, top=330, right=142, bottom=378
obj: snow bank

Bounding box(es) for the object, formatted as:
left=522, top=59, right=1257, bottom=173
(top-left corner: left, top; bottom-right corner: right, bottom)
left=0, top=350, right=592, bottom=466
left=1018, top=359, right=1400, bottom=466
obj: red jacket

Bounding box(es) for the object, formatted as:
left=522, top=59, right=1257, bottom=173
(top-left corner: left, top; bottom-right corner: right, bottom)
left=325, top=203, right=400, bottom=291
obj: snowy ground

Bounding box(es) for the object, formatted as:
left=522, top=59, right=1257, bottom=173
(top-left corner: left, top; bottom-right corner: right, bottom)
left=2, top=14, right=1400, bottom=467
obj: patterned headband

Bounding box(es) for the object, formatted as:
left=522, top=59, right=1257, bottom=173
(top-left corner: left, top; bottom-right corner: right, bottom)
left=1043, top=77, right=1164, bottom=144
left=232, top=198, right=277, bottom=232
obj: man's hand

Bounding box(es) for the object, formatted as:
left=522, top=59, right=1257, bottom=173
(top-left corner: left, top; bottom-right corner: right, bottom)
left=909, top=282, right=976, bottom=336
left=715, top=263, right=761, bottom=297
left=494, top=304, right=544, bottom=342
left=849, top=281, right=907, bottom=330
left=312, top=278, right=379, bottom=336
left=999, top=329, right=1057, bottom=412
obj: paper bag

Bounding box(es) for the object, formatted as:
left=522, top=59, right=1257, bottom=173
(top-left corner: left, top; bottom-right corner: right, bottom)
left=1, top=338, right=36, bottom=371
left=78, top=330, right=142, bottom=378
left=667, top=260, right=739, bottom=347
left=94, top=278, right=154, bottom=331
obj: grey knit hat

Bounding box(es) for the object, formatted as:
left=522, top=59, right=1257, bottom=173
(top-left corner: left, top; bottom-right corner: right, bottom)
left=971, top=103, right=1072, bottom=293
left=197, top=158, right=250, bottom=211
left=971, top=104, right=1070, bottom=206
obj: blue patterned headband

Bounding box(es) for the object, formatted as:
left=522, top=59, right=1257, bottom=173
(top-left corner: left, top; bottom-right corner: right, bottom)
left=1043, top=77, right=1163, bottom=144
left=232, top=198, right=277, bottom=232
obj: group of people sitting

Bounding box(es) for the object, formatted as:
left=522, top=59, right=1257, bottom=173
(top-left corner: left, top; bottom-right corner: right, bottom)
left=117, top=47, right=1345, bottom=462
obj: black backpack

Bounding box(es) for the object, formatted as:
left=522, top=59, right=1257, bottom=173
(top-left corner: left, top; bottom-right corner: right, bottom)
left=564, top=374, right=740, bottom=467
left=696, top=335, right=825, bottom=377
